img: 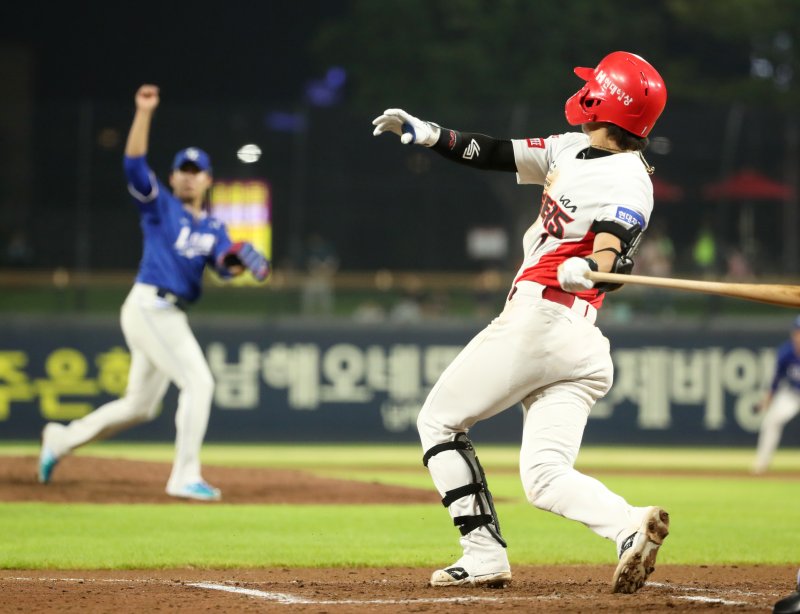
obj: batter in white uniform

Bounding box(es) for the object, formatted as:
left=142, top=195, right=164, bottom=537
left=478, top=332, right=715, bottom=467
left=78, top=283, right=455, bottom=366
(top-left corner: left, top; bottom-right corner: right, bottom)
left=38, top=84, right=270, bottom=501
left=373, top=51, right=669, bottom=592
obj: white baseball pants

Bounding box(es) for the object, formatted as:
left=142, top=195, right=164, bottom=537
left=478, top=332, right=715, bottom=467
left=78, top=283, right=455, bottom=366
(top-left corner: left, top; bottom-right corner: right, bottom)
left=754, top=385, right=800, bottom=474
left=418, top=281, right=647, bottom=550
left=49, top=283, right=214, bottom=489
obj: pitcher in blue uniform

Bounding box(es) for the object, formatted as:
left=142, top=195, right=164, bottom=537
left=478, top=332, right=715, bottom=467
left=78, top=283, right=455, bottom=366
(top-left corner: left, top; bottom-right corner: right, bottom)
left=753, top=315, right=800, bottom=475
left=38, top=84, right=270, bottom=500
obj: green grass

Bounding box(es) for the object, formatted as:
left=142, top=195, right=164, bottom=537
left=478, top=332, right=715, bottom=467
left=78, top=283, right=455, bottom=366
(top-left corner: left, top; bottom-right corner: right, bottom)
left=4, top=442, right=800, bottom=472
left=1, top=443, right=799, bottom=569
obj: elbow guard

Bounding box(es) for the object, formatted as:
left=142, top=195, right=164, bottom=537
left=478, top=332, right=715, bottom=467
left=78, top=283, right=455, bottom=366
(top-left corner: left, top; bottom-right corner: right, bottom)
left=590, top=220, right=643, bottom=292
left=593, top=247, right=634, bottom=292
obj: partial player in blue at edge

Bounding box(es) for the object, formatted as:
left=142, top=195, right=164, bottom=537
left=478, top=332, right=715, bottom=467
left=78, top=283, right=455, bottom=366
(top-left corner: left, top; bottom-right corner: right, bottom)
left=753, top=314, right=800, bottom=475
left=38, top=84, right=270, bottom=501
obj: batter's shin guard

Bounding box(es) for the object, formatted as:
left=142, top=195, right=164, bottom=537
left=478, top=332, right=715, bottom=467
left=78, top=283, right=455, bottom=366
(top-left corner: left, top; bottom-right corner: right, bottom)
left=423, top=433, right=506, bottom=547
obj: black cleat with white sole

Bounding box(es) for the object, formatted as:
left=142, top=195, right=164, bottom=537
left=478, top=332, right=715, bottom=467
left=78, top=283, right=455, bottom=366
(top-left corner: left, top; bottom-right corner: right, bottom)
left=430, top=565, right=512, bottom=588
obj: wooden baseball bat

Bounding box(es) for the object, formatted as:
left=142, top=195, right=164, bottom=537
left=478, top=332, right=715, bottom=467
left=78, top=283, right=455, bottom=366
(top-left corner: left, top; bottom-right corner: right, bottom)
left=586, top=271, right=800, bottom=308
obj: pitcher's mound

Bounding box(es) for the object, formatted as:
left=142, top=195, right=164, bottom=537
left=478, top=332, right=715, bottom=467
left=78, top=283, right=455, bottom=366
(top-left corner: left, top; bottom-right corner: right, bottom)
left=1, top=456, right=438, bottom=504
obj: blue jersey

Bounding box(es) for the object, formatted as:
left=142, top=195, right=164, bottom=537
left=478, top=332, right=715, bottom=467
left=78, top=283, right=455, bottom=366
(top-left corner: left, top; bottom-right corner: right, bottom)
left=124, top=155, right=232, bottom=303
left=770, top=340, right=800, bottom=393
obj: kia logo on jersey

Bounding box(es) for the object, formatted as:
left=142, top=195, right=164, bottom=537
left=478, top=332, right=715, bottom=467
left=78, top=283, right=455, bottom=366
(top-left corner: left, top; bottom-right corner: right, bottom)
left=526, top=138, right=545, bottom=149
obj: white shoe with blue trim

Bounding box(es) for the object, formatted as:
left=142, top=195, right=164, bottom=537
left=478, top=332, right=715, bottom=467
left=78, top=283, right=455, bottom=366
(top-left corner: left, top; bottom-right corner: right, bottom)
left=38, top=423, right=66, bottom=484
left=166, top=480, right=222, bottom=501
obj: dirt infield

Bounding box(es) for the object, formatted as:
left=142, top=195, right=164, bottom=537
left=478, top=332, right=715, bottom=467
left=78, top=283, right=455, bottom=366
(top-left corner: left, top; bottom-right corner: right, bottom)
left=3, top=565, right=797, bottom=613
left=2, top=456, right=797, bottom=612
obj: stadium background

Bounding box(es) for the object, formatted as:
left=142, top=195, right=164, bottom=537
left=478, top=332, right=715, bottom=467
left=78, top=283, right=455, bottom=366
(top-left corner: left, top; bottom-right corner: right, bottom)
left=1, top=0, right=799, bottom=445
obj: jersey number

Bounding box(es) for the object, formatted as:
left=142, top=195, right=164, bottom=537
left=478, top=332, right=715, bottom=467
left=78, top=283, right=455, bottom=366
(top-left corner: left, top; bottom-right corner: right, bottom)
left=540, top=194, right=574, bottom=239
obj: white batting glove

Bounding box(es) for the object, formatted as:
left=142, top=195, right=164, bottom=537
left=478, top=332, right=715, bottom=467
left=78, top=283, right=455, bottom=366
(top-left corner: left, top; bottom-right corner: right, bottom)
left=557, top=257, right=595, bottom=292
left=372, top=108, right=441, bottom=146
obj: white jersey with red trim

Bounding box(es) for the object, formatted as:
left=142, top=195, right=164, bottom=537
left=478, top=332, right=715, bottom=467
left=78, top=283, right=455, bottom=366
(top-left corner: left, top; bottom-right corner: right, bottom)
left=510, top=132, right=653, bottom=309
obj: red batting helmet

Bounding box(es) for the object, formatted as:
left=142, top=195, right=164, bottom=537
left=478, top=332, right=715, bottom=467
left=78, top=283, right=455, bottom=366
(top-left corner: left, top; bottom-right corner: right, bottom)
left=564, top=51, right=667, bottom=137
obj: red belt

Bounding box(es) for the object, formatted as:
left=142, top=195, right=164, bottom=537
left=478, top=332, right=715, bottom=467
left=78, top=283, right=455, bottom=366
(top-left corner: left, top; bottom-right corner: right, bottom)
left=508, top=284, right=577, bottom=308
left=541, top=286, right=576, bottom=308
left=508, top=283, right=594, bottom=321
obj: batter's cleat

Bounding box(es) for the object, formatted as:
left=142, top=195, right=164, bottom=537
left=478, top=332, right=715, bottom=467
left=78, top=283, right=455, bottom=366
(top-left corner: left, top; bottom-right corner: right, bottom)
left=612, top=506, right=670, bottom=594
left=430, top=564, right=512, bottom=588
left=773, top=569, right=800, bottom=614
left=166, top=480, right=222, bottom=502
left=430, top=527, right=512, bottom=588
left=38, top=423, right=66, bottom=484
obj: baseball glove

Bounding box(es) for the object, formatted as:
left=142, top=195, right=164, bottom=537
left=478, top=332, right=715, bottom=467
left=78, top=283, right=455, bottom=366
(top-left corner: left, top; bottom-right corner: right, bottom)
left=220, top=242, right=271, bottom=281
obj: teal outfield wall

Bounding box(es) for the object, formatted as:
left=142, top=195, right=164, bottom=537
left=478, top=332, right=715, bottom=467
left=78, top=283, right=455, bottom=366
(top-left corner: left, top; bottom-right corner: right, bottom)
left=1, top=316, right=797, bottom=446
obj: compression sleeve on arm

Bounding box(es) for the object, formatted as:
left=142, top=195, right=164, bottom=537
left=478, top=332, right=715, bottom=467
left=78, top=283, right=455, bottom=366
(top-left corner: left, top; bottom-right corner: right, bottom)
left=123, top=155, right=157, bottom=201
left=430, top=128, right=517, bottom=172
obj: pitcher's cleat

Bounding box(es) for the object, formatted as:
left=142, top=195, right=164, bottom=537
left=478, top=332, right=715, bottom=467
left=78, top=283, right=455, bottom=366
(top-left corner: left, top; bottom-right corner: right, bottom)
left=38, top=423, right=66, bottom=484
left=166, top=480, right=222, bottom=501
left=612, top=506, right=670, bottom=594
left=38, top=448, right=59, bottom=484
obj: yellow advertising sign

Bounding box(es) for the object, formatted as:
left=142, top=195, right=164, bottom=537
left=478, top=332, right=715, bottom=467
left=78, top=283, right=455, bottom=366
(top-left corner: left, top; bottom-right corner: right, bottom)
left=209, top=180, right=272, bottom=285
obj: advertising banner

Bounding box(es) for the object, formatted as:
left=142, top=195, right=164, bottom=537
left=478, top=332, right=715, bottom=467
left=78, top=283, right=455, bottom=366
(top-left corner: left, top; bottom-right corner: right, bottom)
left=1, top=317, right=796, bottom=446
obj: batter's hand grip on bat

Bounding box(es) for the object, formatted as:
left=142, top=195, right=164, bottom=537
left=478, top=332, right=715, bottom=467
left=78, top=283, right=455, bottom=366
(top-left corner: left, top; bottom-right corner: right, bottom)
left=558, top=256, right=595, bottom=292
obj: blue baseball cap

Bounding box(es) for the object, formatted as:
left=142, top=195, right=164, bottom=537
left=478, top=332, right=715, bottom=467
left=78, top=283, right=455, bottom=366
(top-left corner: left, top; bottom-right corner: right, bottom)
left=172, top=147, right=212, bottom=173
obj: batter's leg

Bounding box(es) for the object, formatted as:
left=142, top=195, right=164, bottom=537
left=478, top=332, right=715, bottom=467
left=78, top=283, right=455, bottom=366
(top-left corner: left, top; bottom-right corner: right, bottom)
left=417, top=314, right=543, bottom=588
left=753, top=388, right=800, bottom=474
left=422, top=433, right=511, bottom=588
left=519, top=380, right=638, bottom=541
left=519, top=379, right=669, bottom=594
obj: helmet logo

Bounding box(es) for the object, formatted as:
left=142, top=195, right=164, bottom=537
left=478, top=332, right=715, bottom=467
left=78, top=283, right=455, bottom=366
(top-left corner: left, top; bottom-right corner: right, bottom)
left=595, top=70, right=634, bottom=106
